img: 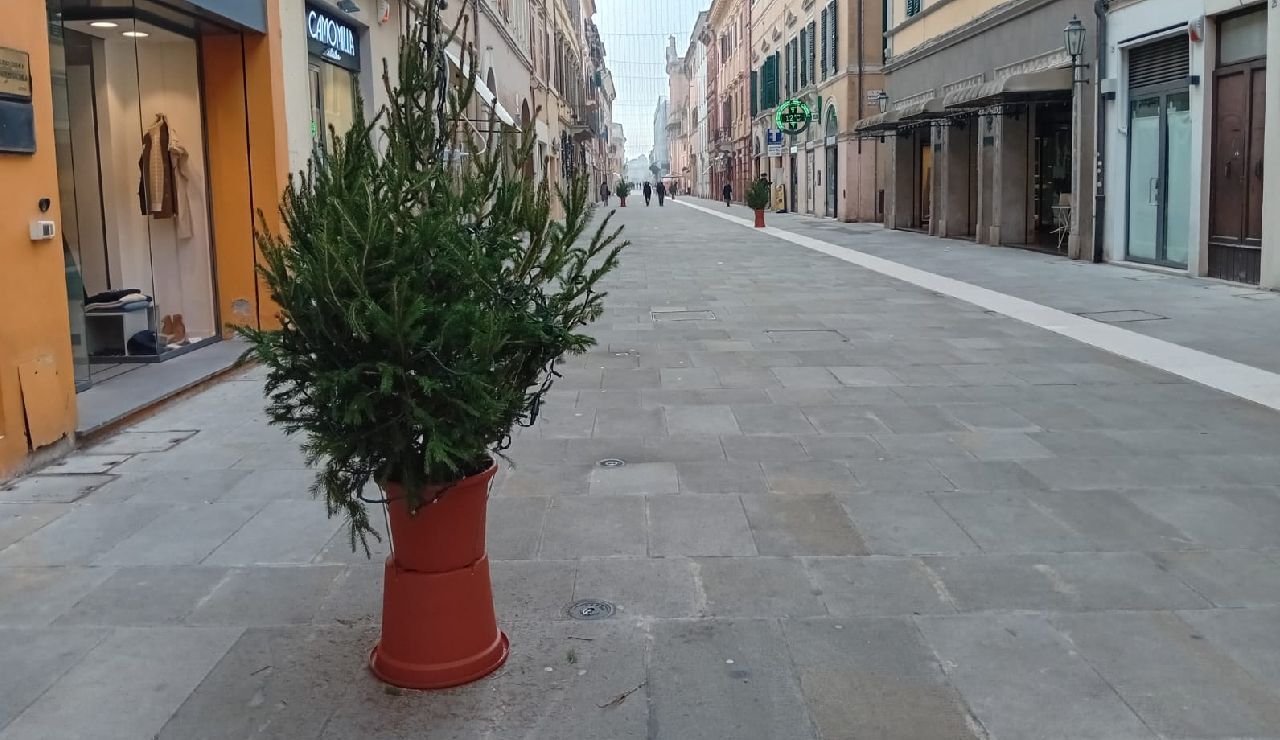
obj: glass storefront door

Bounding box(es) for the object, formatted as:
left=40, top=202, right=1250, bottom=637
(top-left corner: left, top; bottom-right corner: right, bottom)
left=49, top=0, right=222, bottom=389
left=1126, top=89, right=1191, bottom=267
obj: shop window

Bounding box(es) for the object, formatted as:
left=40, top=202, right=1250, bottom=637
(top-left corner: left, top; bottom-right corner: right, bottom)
left=48, top=0, right=219, bottom=383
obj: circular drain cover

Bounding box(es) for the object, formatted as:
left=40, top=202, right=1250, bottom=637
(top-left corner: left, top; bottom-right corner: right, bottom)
left=567, top=599, right=616, bottom=620
left=597, top=458, right=626, bottom=468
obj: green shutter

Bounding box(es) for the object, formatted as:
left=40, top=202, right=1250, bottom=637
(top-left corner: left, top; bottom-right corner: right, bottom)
left=821, top=8, right=829, bottom=80
left=830, top=1, right=838, bottom=72
left=800, top=28, right=808, bottom=88
left=808, top=21, right=816, bottom=85
left=750, top=70, right=758, bottom=116
left=774, top=52, right=782, bottom=106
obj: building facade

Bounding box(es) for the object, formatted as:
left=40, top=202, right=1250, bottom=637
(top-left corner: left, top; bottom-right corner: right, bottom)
left=1099, top=0, right=1273, bottom=285
left=652, top=97, right=670, bottom=177
left=705, top=0, right=752, bottom=202
left=857, top=0, right=1100, bottom=257
left=750, top=0, right=886, bottom=220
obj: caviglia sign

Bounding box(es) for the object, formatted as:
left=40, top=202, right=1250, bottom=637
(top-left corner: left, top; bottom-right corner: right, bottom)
left=306, top=3, right=359, bottom=71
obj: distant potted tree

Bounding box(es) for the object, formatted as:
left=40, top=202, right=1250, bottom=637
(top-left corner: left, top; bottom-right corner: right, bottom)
left=238, top=3, right=626, bottom=690
left=615, top=180, right=631, bottom=207
left=746, top=177, right=771, bottom=227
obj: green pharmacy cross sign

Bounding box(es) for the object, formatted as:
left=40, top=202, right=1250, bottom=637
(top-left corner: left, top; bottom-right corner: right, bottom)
left=774, top=99, right=812, bottom=137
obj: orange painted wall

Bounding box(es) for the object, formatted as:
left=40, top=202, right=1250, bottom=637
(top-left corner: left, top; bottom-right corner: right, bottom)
left=0, top=1, right=77, bottom=476
left=202, top=9, right=289, bottom=335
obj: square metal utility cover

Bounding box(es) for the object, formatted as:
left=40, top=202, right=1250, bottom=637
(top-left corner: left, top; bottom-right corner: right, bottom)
left=0, top=474, right=116, bottom=504
left=764, top=329, right=849, bottom=342
left=651, top=309, right=716, bottom=321
left=1076, top=309, right=1167, bottom=323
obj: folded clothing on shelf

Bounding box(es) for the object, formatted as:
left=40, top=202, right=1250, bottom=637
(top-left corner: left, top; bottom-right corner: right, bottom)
left=85, top=288, right=153, bottom=312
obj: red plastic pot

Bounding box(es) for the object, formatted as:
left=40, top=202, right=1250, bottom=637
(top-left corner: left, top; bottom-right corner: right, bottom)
left=754, top=209, right=766, bottom=228
left=369, top=463, right=508, bottom=689
left=620, top=197, right=627, bottom=207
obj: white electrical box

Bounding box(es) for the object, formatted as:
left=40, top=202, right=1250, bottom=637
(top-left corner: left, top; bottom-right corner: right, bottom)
left=29, top=220, right=56, bottom=241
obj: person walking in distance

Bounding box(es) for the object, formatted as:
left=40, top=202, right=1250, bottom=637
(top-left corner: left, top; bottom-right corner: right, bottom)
left=642, top=181, right=652, bottom=207
left=655, top=180, right=667, bottom=206
left=599, top=180, right=610, bottom=205
left=722, top=182, right=732, bottom=206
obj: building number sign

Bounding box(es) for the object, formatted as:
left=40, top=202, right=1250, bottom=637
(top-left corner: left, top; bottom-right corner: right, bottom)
left=774, top=99, right=812, bottom=137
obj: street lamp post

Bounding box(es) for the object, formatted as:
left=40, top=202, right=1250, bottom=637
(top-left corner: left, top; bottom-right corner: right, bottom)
left=1065, top=16, right=1089, bottom=84
left=876, top=91, right=889, bottom=114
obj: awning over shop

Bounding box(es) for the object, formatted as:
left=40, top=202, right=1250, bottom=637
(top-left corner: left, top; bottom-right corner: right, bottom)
left=853, top=109, right=901, bottom=135
left=897, top=97, right=946, bottom=121
left=443, top=48, right=517, bottom=127
left=943, top=67, right=1073, bottom=110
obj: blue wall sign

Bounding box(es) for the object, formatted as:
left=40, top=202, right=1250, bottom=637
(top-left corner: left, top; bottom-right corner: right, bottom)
left=306, top=3, right=360, bottom=72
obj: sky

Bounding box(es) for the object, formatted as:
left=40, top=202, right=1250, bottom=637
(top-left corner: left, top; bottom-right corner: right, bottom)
left=593, top=0, right=707, bottom=161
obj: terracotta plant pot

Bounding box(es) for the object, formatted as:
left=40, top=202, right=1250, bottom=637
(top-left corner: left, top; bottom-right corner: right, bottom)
left=369, top=462, right=508, bottom=689
left=754, top=209, right=766, bottom=228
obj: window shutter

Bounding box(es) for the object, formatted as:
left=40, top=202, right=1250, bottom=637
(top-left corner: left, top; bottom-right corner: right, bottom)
left=774, top=51, right=782, bottom=105
left=821, top=9, right=829, bottom=80
left=906, top=0, right=921, bottom=17
left=750, top=70, right=758, bottom=116
left=800, top=28, right=808, bottom=88
left=792, top=39, right=799, bottom=93
left=830, top=1, right=838, bottom=72
left=808, top=21, right=816, bottom=85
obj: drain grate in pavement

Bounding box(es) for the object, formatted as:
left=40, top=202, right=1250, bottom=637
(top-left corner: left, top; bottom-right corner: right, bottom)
left=567, top=599, right=616, bottom=620
left=596, top=458, right=626, bottom=468
left=1075, top=309, right=1167, bottom=323
left=651, top=309, right=716, bottom=321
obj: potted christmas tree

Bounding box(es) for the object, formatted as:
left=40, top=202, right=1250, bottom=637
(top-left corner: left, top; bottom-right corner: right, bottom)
left=237, top=4, right=625, bottom=690
left=615, top=180, right=631, bottom=207
left=746, top=176, right=772, bottom=227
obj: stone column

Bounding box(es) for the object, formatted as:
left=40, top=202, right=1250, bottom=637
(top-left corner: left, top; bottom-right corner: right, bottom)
left=937, top=122, right=974, bottom=238
left=1260, top=7, right=1280, bottom=288
left=884, top=133, right=915, bottom=229
left=991, top=112, right=1030, bottom=246
left=975, top=114, right=996, bottom=244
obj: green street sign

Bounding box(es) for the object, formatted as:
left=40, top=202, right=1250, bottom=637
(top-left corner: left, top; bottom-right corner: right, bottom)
left=774, top=99, right=812, bottom=137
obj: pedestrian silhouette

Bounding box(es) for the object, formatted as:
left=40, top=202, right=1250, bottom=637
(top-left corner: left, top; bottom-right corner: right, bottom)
left=723, top=183, right=732, bottom=206
left=656, top=181, right=667, bottom=206
left=643, top=182, right=652, bottom=206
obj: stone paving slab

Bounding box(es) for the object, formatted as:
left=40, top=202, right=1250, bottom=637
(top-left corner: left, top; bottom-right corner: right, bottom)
left=7, top=202, right=1280, bottom=736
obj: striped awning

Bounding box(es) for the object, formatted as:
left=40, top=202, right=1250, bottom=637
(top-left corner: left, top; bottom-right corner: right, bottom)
left=943, top=67, right=1073, bottom=110
left=853, top=109, right=901, bottom=134
left=897, top=97, right=945, bottom=121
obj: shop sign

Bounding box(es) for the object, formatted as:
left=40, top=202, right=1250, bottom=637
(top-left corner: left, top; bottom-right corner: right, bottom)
left=306, top=3, right=360, bottom=72
left=0, top=47, right=32, bottom=100
left=774, top=99, right=812, bottom=137
left=0, top=47, right=35, bottom=154
left=765, top=128, right=784, bottom=157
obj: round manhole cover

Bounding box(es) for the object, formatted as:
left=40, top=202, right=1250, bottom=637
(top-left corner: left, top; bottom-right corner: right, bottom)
left=596, top=458, right=626, bottom=468
left=567, top=599, right=616, bottom=620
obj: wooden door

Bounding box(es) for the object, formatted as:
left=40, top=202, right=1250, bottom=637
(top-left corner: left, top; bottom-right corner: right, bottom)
left=1208, top=60, right=1265, bottom=283
left=1209, top=68, right=1247, bottom=245
left=1245, top=66, right=1265, bottom=244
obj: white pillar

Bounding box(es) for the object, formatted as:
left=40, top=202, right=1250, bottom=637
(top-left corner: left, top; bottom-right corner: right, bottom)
left=1260, top=6, right=1280, bottom=288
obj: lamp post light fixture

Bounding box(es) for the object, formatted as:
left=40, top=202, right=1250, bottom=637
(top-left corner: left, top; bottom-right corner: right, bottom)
left=1065, top=16, right=1089, bottom=84
left=876, top=91, right=889, bottom=114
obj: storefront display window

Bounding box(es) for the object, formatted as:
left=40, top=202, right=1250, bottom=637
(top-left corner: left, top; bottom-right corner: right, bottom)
left=306, top=2, right=359, bottom=150
left=49, top=0, right=219, bottom=385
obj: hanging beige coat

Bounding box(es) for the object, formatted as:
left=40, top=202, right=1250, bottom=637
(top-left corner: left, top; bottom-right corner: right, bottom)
left=138, top=114, right=195, bottom=239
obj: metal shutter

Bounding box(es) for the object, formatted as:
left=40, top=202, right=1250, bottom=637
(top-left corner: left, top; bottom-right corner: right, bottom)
left=1128, top=36, right=1189, bottom=89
